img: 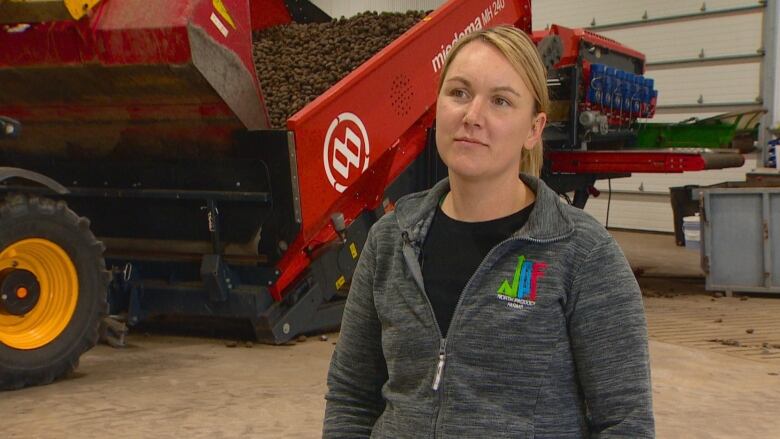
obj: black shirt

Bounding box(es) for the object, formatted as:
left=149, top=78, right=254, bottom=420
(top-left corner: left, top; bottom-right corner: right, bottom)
left=421, top=201, right=534, bottom=337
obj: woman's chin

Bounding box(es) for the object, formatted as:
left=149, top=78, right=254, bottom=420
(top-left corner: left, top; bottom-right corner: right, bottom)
left=447, top=166, right=489, bottom=182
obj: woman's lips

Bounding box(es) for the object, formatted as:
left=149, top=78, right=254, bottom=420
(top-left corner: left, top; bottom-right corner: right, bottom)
left=454, top=137, right=488, bottom=147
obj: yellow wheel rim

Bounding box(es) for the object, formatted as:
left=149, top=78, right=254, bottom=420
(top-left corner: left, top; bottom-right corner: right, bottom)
left=0, top=239, right=78, bottom=350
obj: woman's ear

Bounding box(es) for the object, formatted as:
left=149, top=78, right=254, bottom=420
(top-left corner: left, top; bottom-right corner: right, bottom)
left=523, top=112, right=547, bottom=150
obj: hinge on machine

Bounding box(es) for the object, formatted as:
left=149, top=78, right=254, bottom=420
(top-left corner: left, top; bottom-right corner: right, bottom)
left=203, top=199, right=222, bottom=254
left=201, top=254, right=232, bottom=302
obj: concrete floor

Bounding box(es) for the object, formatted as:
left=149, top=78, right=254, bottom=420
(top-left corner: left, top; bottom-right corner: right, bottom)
left=3, top=231, right=780, bottom=438
left=611, top=229, right=703, bottom=278
left=3, top=335, right=335, bottom=438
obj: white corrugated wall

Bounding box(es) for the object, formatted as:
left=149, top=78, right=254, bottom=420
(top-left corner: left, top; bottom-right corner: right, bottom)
left=531, top=0, right=760, bottom=29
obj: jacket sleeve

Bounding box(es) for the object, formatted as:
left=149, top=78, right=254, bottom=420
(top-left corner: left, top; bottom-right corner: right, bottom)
left=567, top=236, right=655, bottom=438
left=323, top=226, right=388, bottom=438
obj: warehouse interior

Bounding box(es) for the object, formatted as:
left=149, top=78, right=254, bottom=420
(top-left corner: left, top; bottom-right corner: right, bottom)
left=1, top=0, right=779, bottom=437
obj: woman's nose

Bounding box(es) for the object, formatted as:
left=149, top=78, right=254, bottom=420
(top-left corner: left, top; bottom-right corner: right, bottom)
left=462, top=97, right=485, bottom=127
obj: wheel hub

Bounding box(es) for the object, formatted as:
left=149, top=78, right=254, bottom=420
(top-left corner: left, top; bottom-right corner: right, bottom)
left=0, top=268, right=41, bottom=316
left=0, top=238, right=79, bottom=350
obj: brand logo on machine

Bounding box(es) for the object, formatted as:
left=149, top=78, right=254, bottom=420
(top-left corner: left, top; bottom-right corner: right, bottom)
left=496, top=255, right=546, bottom=310
left=323, top=112, right=370, bottom=193
left=429, top=0, right=506, bottom=72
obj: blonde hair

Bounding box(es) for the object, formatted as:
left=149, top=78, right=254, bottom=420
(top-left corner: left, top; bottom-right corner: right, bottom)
left=437, top=25, right=549, bottom=177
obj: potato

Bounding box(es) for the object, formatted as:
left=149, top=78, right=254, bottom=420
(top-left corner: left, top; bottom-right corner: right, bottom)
left=253, top=11, right=427, bottom=128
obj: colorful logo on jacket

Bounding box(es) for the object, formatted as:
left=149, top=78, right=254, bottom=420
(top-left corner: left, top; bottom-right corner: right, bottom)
left=497, top=255, right=546, bottom=310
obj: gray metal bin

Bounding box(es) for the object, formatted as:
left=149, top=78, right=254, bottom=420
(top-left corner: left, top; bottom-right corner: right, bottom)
left=699, top=186, right=780, bottom=295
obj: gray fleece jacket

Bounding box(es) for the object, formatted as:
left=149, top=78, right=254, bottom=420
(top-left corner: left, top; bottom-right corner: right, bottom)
left=323, top=175, right=654, bottom=438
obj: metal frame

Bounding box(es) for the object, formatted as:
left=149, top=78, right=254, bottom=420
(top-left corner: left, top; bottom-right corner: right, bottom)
left=647, top=53, right=764, bottom=69
left=540, top=25, right=646, bottom=151
left=700, top=186, right=780, bottom=295
left=759, top=0, right=779, bottom=168
left=286, top=130, right=303, bottom=225
left=0, top=167, right=68, bottom=194
left=657, top=102, right=764, bottom=110
left=0, top=185, right=270, bottom=202
left=588, top=4, right=765, bottom=31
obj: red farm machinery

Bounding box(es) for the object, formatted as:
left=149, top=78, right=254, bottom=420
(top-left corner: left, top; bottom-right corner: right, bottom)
left=0, top=0, right=743, bottom=389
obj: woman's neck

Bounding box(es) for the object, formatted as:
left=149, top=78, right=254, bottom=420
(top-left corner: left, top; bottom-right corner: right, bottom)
left=442, top=173, right=535, bottom=222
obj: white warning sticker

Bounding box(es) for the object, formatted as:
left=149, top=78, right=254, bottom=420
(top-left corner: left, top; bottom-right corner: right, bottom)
left=210, top=12, right=229, bottom=38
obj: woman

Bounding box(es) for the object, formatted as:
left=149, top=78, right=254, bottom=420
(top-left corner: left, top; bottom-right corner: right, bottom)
left=323, top=25, right=654, bottom=438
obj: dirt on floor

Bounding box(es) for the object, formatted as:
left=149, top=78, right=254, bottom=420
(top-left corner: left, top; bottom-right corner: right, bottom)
left=640, top=278, right=780, bottom=439
left=2, top=232, right=780, bottom=438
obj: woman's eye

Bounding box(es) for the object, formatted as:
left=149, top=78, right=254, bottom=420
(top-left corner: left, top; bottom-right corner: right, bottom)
left=449, top=89, right=467, bottom=98
left=493, top=96, right=511, bottom=106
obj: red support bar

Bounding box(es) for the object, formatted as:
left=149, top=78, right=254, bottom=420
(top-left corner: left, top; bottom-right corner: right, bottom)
left=547, top=150, right=744, bottom=174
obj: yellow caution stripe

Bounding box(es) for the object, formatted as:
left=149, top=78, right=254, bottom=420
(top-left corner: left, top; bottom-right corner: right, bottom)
left=212, top=0, right=236, bottom=29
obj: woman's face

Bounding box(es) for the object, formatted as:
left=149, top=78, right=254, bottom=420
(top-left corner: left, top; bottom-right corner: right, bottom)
left=435, top=40, right=544, bottom=183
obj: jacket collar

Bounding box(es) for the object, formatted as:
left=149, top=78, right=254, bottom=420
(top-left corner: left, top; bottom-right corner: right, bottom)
left=395, top=174, right=575, bottom=245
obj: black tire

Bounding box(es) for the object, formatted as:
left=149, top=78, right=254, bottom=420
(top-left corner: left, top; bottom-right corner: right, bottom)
left=0, top=194, right=110, bottom=390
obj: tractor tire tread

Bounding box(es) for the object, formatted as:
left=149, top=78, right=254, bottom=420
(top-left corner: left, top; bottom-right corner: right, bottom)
left=0, top=194, right=108, bottom=391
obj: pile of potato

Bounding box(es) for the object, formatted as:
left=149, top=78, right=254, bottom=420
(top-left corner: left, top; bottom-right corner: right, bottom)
left=253, top=11, right=427, bottom=128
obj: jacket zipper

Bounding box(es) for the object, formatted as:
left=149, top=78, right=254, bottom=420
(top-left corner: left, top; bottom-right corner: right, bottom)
left=404, top=230, right=571, bottom=438
left=432, top=338, right=447, bottom=390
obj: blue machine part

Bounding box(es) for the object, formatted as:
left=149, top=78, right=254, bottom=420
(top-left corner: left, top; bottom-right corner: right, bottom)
left=588, top=63, right=605, bottom=104
left=621, top=73, right=633, bottom=112
left=603, top=66, right=616, bottom=109
left=613, top=70, right=625, bottom=111
left=648, top=90, right=658, bottom=117
left=587, top=63, right=658, bottom=117
left=643, top=78, right=656, bottom=116
left=631, top=75, right=643, bottom=114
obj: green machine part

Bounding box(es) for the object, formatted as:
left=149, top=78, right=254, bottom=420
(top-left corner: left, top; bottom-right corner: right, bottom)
left=634, top=109, right=764, bottom=151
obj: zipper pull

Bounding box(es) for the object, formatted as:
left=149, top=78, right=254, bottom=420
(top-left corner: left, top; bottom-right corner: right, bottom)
left=432, top=339, right=447, bottom=391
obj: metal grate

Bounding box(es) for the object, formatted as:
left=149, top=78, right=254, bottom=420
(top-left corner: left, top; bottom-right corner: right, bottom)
left=390, top=73, right=414, bottom=117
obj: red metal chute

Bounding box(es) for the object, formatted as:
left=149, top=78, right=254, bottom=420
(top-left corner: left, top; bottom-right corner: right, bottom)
left=250, top=0, right=292, bottom=30
left=273, top=0, right=532, bottom=296
left=0, top=0, right=270, bottom=159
